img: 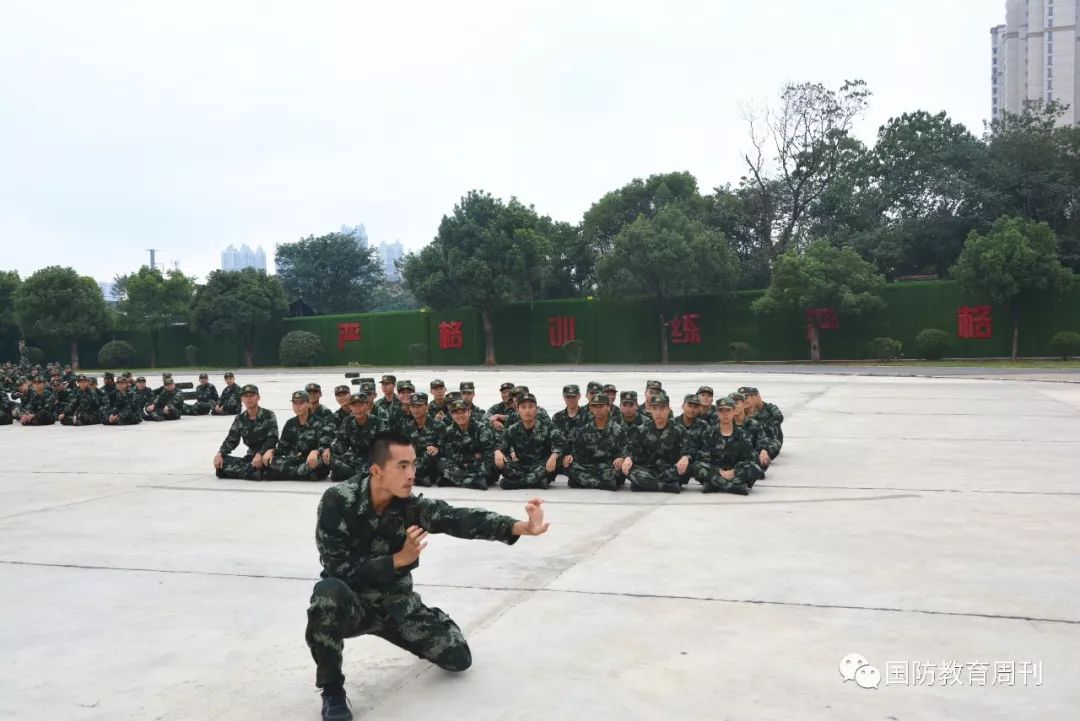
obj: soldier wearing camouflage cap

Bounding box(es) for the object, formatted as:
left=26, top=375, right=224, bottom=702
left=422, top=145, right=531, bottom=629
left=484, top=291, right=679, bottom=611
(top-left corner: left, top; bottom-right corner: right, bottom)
left=731, top=392, right=777, bottom=479
left=262, top=391, right=333, bottom=481
left=553, top=384, right=591, bottom=470
left=328, top=391, right=386, bottom=482
left=214, top=384, right=280, bottom=480
left=457, top=381, right=486, bottom=426
left=213, top=371, right=242, bottom=416
left=183, top=372, right=218, bottom=416
left=59, top=373, right=103, bottom=426
left=426, top=379, right=450, bottom=423
left=602, top=383, right=618, bottom=405
left=103, top=374, right=143, bottom=426
left=304, top=383, right=338, bottom=443
left=564, top=393, right=630, bottom=491
left=331, top=385, right=353, bottom=428
left=614, top=390, right=646, bottom=432
left=696, top=386, right=718, bottom=426
left=441, top=398, right=498, bottom=489
left=486, top=382, right=516, bottom=433
left=400, top=392, right=444, bottom=487
left=623, top=391, right=691, bottom=493
left=374, top=374, right=401, bottom=424
left=741, top=386, right=784, bottom=457
left=689, top=397, right=755, bottom=495
left=675, top=394, right=709, bottom=480
left=495, top=393, right=564, bottom=490
left=18, top=376, right=56, bottom=425
left=145, top=375, right=183, bottom=422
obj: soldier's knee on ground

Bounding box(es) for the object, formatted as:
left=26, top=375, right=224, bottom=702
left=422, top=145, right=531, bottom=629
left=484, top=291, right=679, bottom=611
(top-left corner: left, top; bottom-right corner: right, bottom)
left=435, top=640, right=472, bottom=672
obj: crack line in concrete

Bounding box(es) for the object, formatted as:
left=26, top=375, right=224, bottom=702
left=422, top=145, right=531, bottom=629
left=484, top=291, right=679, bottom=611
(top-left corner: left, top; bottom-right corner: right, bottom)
left=766, top=484, right=1080, bottom=498
left=0, top=490, right=137, bottom=522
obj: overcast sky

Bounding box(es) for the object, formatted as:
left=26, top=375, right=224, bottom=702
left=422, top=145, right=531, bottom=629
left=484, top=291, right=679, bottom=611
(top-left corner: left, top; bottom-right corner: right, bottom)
left=0, top=0, right=1003, bottom=282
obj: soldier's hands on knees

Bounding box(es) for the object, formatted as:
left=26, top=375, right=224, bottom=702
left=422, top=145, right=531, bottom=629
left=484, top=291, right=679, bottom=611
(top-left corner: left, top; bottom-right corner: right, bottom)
left=322, top=448, right=331, bottom=465
left=494, top=450, right=506, bottom=468
left=676, top=457, right=689, bottom=476
left=759, top=450, right=770, bottom=466
left=563, top=454, right=573, bottom=468
left=426, top=445, right=439, bottom=456
left=613, top=457, right=624, bottom=472
left=510, top=450, right=519, bottom=463
left=213, top=452, right=224, bottom=470
left=306, top=450, right=319, bottom=469
left=394, top=525, right=428, bottom=568
left=720, top=468, right=735, bottom=481
left=621, top=457, right=633, bottom=475
left=545, top=454, right=558, bottom=473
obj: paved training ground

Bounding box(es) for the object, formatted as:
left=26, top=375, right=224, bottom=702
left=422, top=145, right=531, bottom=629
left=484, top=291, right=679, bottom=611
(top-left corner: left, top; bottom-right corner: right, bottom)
left=2, top=367, right=1079, bottom=721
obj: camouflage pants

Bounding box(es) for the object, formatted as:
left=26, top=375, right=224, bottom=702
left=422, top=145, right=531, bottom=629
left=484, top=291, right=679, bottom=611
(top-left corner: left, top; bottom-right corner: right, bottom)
left=61, top=412, right=101, bottom=426
left=498, top=461, right=556, bottom=490
left=211, top=400, right=240, bottom=416
left=331, top=454, right=370, bottom=482
left=216, top=453, right=261, bottom=480
left=103, top=410, right=142, bottom=426
left=413, top=455, right=443, bottom=487
left=627, top=463, right=686, bottom=492
left=689, top=460, right=758, bottom=493
left=20, top=410, right=55, bottom=425
left=567, top=461, right=623, bottom=490
left=145, top=405, right=181, bottom=421
left=305, top=578, right=471, bottom=691
left=266, top=455, right=330, bottom=481
left=440, top=457, right=497, bottom=489
left=183, top=401, right=213, bottom=416
left=0, top=410, right=11, bottom=425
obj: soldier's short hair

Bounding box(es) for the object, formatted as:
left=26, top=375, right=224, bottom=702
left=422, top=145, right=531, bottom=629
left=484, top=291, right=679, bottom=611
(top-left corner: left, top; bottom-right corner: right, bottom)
left=371, top=431, right=414, bottom=467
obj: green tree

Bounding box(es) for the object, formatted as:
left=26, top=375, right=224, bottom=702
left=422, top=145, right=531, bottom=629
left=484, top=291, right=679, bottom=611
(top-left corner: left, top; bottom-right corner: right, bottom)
left=401, top=190, right=551, bottom=365
left=951, top=216, right=1074, bottom=361
left=189, top=268, right=287, bottom=367
left=0, top=270, right=21, bottom=338
left=752, top=240, right=886, bottom=361
left=275, top=232, right=384, bottom=313
left=14, top=266, right=108, bottom=368
left=596, top=205, right=740, bottom=363
left=114, top=266, right=196, bottom=367
left=367, top=280, right=420, bottom=312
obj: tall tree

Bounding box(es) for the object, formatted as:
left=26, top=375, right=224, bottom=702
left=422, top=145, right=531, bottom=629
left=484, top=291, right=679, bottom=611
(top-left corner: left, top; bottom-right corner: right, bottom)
left=366, top=280, right=420, bottom=312
left=951, top=216, right=1074, bottom=361
left=275, top=232, right=384, bottom=314
left=596, top=205, right=740, bottom=363
left=741, top=79, right=872, bottom=257
left=752, top=240, right=886, bottom=361
left=189, top=268, right=287, bottom=367
left=400, top=190, right=551, bottom=365
left=114, top=266, right=196, bottom=367
left=14, top=266, right=108, bottom=368
left=0, top=270, right=21, bottom=339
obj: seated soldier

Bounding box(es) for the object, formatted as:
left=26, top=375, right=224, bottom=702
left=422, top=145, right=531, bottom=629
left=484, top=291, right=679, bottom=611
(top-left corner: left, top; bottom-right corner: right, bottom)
left=18, top=377, right=56, bottom=426
left=214, top=384, right=280, bottom=479
left=552, top=384, right=591, bottom=468
left=185, top=372, right=218, bottom=415
left=132, top=376, right=155, bottom=419
left=374, top=373, right=399, bottom=418
left=623, top=392, right=690, bottom=493
left=401, top=392, right=444, bottom=487
left=331, top=385, right=352, bottom=429
left=264, top=390, right=333, bottom=481
left=486, top=381, right=516, bottom=432
left=59, top=374, right=103, bottom=426
left=104, top=375, right=143, bottom=425
left=329, top=392, right=385, bottom=481
left=742, top=386, right=785, bottom=458
left=732, top=391, right=777, bottom=479
left=614, top=390, right=646, bottom=431
left=495, top=393, right=563, bottom=490
left=441, top=398, right=498, bottom=490
left=602, top=383, right=618, bottom=406
left=146, top=375, right=183, bottom=421
left=564, top=394, right=628, bottom=491
left=428, top=379, right=450, bottom=423
left=690, top=396, right=756, bottom=495
left=459, top=381, right=486, bottom=425
left=675, top=394, right=709, bottom=484
left=696, top=386, right=718, bottom=426
left=306, top=383, right=338, bottom=434
left=213, top=371, right=242, bottom=415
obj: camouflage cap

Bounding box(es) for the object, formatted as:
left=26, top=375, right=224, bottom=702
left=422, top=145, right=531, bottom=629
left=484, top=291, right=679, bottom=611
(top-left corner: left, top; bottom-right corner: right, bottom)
left=429, top=378, right=445, bottom=389
left=652, top=391, right=670, bottom=406
left=499, top=381, right=516, bottom=391
left=380, top=374, right=397, bottom=384
left=349, top=392, right=369, bottom=404
left=716, top=396, right=735, bottom=409
left=396, top=379, right=414, bottom=391
left=619, top=390, right=638, bottom=403
left=334, top=385, right=350, bottom=395
left=291, top=390, right=310, bottom=402
left=103, top=371, right=115, bottom=379
left=445, top=390, right=464, bottom=402
left=359, top=377, right=376, bottom=385
left=162, top=373, right=172, bottom=379
left=88, top=377, right=99, bottom=384
left=116, top=375, right=130, bottom=384
left=359, top=382, right=377, bottom=394
left=198, top=372, right=208, bottom=379
left=645, top=379, right=663, bottom=390
left=75, top=374, right=88, bottom=382
left=32, top=376, right=45, bottom=383
left=136, top=376, right=148, bottom=383
left=602, top=383, right=617, bottom=393
left=305, top=382, right=321, bottom=392
left=697, top=385, right=714, bottom=395
left=459, top=381, right=475, bottom=392
left=511, top=385, right=530, bottom=397
left=586, top=381, right=603, bottom=393
left=683, top=394, right=701, bottom=405
left=224, top=371, right=235, bottom=379
left=448, top=399, right=468, bottom=412
left=731, top=391, right=746, bottom=402
left=516, top=392, right=538, bottom=405
left=163, top=376, right=175, bottom=385
left=562, top=383, right=581, bottom=396
left=588, top=394, right=611, bottom=407
left=739, top=386, right=760, bottom=396
left=409, top=392, right=429, bottom=405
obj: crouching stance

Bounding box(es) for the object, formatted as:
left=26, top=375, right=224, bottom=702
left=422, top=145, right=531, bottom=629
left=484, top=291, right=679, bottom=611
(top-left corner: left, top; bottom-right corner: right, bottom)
left=306, top=431, right=550, bottom=721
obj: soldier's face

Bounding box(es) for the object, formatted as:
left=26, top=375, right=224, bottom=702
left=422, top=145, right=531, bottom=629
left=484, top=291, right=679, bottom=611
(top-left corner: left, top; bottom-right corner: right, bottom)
left=241, top=393, right=258, bottom=410
left=564, top=394, right=579, bottom=409
left=136, top=382, right=147, bottom=390
left=398, top=390, right=412, bottom=403
left=590, top=403, right=609, bottom=421
left=718, top=407, right=734, bottom=423
left=462, top=391, right=475, bottom=405
left=77, top=381, right=90, bottom=390
left=517, top=401, right=537, bottom=423
left=351, top=401, right=370, bottom=419
left=225, top=377, right=234, bottom=385
left=500, top=389, right=511, bottom=402
left=432, top=386, right=445, bottom=401
left=199, top=378, right=208, bottom=386
left=451, top=407, right=470, bottom=427
left=371, top=442, right=416, bottom=498
left=293, top=399, right=309, bottom=416
left=309, top=390, right=322, bottom=405
left=682, top=403, right=697, bottom=418
left=604, top=390, right=617, bottom=402
left=620, top=401, right=636, bottom=417
left=117, top=382, right=129, bottom=393
left=734, top=400, right=746, bottom=415
left=410, top=403, right=427, bottom=420
left=651, top=404, right=669, bottom=422
left=381, top=382, right=395, bottom=397
left=335, top=392, right=350, bottom=408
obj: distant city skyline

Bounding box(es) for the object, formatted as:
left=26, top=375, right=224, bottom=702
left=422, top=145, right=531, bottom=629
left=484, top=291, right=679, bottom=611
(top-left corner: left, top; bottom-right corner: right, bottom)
left=378, top=240, right=404, bottom=280
left=221, top=243, right=266, bottom=272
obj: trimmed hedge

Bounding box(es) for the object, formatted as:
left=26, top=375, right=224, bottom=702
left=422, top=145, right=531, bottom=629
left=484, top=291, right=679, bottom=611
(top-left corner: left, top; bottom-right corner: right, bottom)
left=97, top=340, right=137, bottom=368
left=869, top=337, right=903, bottom=362
left=279, top=330, right=324, bottom=367
left=1049, top=331, right=1080, bottom=360
left=914, top=328, right=951, bottom=360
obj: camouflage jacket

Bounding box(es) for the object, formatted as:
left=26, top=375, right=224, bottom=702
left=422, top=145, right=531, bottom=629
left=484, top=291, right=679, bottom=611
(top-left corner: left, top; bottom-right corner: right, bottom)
left=219, top=407, right=279, bottom=455
left=311, top=404, right=339, bottom=437
left=698, top=406, right=718, bottom=427
left=735, top=416, right=779, bottom=456
left=754, top=402, right=785, bottom=440
left=613, top=411, right=646, bottom=432
left=218, top=383, right=240, bottom=408
left=131, top=386, right=155, bottom=409
left=504, top=406, right=552, bottom=427
left=675, top=414, right=710, bottom=458
left=698, top=425, right=754, bottom=469
left=65, top=388, right=103, bottom=417
left=552, top=407, right=592, bottom=449
left=428, top=399, right=451, bottom=424
left=442, top=420, right=495, bottom=464
left=332, top=407, right=351, bottom=432
left=107, top=389, right=143, bottom=420
left=626, top=419, right=691, bottom=466
left=154, top=387, right=184, bottom=413
left=23, top=388, right=55, bottom=414
left=497, top=420, right=563, bottom=464
left=571, top=419, right=629, bottom=465
left=332, top=414, right=386, bottom=460
left=402, top=416, right=445, bottom=458
left=102, top=382, right=118, bottom=407
left=315, top=475, right=520, bottom=595
left=487, top=400, right=513, bottom=418
left=374, top=395, right=401, bottom=418
left=194, top=383, right=219, bottom=403
left=277, top=414, right=333, bottom=459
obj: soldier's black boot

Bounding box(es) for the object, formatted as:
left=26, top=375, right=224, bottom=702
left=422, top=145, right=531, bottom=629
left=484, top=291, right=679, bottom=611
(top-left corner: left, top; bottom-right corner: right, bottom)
left=321, top=690, right=352, bottom=721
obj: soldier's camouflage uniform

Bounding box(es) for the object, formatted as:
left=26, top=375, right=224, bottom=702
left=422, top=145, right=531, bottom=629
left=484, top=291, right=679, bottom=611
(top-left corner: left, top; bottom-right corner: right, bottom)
left=312, top=404, right=339, bottom=438
left=613, top=410, right=646, bottom=432
left=675, top=413, right=710, bottom=483
left=214, top=382, right=242, bottom=415
left=20, top=387, right=56, bottom=425
left=401, top=415, right=445, bottom=487
left=185, top=382, right=218, bottom=415
left=754, top=402, right=785, bottom=456
left=216, top=407, right=279, bottom=479
left=131, top=385, right=155, bottom=419
left=147, top=386, right=183, bottom=421
left=567, top=418, right=628, bottom=490
left=103, top=388, right=143, bottom=426
left=625, top=419, right=691, bottom=492
left=330, top=415, right=386, bottom=481
left=690, top=425, right=758, bottom=492
left=552, top=407, right=591, bottom=462
left=0, top=393, right=13, bottom=425
left=496, top=421, right=563, bottom=490
left=267, top=415, right=333, bottom=480
left=735, top=416, right=777, bottom=481
left=428, top=398, right=451, bottom=425
left=306, top=476, right=522, bottom=692
left=441, top=420, right=497, bottom=489
left=61, top=388, right=103, bottom=425
left=331, top=405, right=351, bottom=431
left=375, top=395, right=404, bottom=431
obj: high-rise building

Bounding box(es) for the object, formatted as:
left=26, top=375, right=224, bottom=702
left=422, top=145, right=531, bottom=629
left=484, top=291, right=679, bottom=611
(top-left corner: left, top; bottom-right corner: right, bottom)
left=991, top=0, right=1079, bottom=126
left=221, top=244, right=267, bottom=272
left=340, top=224, right=369, bottom=247
left=378, top=240, right=404, bottom=280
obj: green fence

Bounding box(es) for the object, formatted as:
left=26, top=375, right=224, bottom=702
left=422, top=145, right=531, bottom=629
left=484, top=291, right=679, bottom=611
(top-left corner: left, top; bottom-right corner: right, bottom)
left=3, top=281, right=1080, bottom=368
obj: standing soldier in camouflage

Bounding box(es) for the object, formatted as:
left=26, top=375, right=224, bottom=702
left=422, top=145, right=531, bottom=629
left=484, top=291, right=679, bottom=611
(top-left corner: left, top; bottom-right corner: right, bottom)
left=104, top=375, right=143, bottom=425
left=623, top=392, right=691, bottom=493
left=486, top=381, right=516, bottom=433
left=675, top=394, right=709, bottom=484
left=213, top=372, right=241, bottom=415
left=331, top=385, right=352, bottom=429
left=329, top=392, right=386, bottom=481
left=690, top=397, right=755, bottom=494
left=132, top=376, right=155, bottom=420
left=59, top=375, right=103, bottom=425
left=214, top=384, right=279, bottom=480
left=400, top=392, right=444, bottom=487
left=495, top=393, right=563, bottom=490
left=441, top=399, right=498, bottom=490
left=427, top=379, right=449, bottom=423
left=552, top=384, right=590, bottom=467
left=742, top=386, right=784, bottom=457
left=564, top=394, right=628, bottom=490
left=459, top=381, right=486, bottom=425
left=696, top=386, right=718, bottom=426
left=18, top=377, right=56, bottom=425
left=732, top=391, right=776, bottom=476
left=614, top=390, right=646, bottom=431
left=186, top=372, right=219, bottom=415
left=266, top=390, right=334, bottom=481
left=305, top=432, right=550, bottom=721
left=146, top=376, right=183, bottom=421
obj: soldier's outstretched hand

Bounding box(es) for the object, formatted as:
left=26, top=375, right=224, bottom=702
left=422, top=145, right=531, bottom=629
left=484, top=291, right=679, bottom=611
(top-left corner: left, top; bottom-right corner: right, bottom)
left=514, top=498, right=550, bottom=537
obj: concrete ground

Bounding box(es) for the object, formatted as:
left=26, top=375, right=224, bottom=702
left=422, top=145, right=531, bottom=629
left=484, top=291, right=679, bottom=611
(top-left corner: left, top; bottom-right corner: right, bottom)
left=2, top=367, right=1078, bottom=721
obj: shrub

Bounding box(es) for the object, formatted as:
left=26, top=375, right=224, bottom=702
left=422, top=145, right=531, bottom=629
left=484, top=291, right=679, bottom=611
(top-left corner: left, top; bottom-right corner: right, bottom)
left=24, top=345, right=45, bottom=365
left=184, top=344, right=199, bottom=366
left=562, top=339, right=584, bottom=363
left=1049, top=331, right=1080, bottom=360
left=279, top=330, right=324, bottom=367
left=914, top=328, right=951, bottom=360
left=408, top=343, right=429, bottom=365
left=97, top=340, right=137, bottom=368
left=728, top=341, right=756, bottom=362
left=869, top=337, right=903, bottom=362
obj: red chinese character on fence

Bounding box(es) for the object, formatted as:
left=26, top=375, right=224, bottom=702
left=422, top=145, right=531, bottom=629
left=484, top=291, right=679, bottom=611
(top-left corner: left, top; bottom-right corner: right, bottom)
left=337, top=322, right=361, bottom=351
left=439, top=321, right=464, bottom=350
left=670, top=313, right=702, bottom=345
left=805, top=308, right=839, bottom=330
left=548, top=316, right=576, bottom=348
left=957, top=305, right=992, bottom=339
